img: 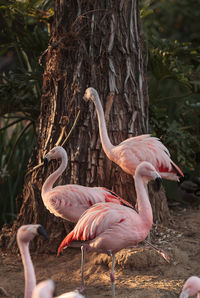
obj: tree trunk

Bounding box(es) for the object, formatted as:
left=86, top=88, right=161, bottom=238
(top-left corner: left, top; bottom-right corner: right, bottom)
left=1, top=0, right=170, bottom=253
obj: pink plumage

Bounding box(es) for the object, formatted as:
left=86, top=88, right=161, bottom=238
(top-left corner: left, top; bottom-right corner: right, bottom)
left=83, top=87, right=183, bottom=181
left=42, top=146, right=133, bottom=223
left=180, top=276, right=200, bottom=298
left=17, top=225, right=48, bottom=298
left=32, top=279, right=85, bottom=298
left=57, top=162, right=162, bottom=297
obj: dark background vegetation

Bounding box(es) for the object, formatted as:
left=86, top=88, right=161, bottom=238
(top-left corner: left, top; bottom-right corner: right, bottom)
left=0, top=0, right=199, bottom=228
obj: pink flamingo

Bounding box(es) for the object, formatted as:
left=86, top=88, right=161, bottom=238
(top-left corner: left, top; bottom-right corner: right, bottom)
left=42, top=146, right=133, bottom=223
left=17, top=224, right=48, bottom=298
left=57, top=161, right=162, bottom=298
left=180, top=276, right=200, bottom=298
left=83, top=87, right=183, bottom=181
left=32, top=279, right=85, bottom=298
left=42, top=146, right=168, bottom=290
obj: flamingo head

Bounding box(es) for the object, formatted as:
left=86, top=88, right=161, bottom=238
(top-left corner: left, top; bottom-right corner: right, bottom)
left=135, top=161, right=162, bottom=191
left=17, top=224, right=48, bottom=244
left=32, top=279, right=55, bottom=298
left=180, top=276, right=200, bottom=298
left=83, top=87, right=98, bottom=102
left=44, top=146, right=67, bottom=166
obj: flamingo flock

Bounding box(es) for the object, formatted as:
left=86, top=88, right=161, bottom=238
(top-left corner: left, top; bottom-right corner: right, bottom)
left=12, top=87, right=196, bottom=297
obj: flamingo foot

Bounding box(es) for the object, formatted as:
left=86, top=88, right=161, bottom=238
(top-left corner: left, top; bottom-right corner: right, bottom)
left=76, top=285, right=85, bottom=294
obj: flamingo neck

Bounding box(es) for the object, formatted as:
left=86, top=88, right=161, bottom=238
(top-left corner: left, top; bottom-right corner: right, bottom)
left=92, top=94, right=114, bottom=156
left=134, top=175, right=153, bottom=229
left=19, top=241, right=36, bottom=298
left=42, top=153, right=67, bottom=195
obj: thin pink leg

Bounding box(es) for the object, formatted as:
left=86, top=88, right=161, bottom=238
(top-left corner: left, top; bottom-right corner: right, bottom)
left=110, top=254, right=116, bottom=298
left=77, top=246, right=85, bottom=293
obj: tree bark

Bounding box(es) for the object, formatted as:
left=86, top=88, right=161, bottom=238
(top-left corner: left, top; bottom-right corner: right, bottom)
left=1, top=0, right=170, bottom=253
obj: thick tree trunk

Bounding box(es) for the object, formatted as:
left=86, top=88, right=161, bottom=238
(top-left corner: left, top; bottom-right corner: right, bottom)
left=2, top=0, right=170, bottom=253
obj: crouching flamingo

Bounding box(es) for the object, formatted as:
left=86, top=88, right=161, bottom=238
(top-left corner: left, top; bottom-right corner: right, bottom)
left=83, top=87, right=183, bottom=181
left=180, top=276, right=200, bottom=298
left=42, top=146, right=133, bottom=223
left=17, top=224, right=48, bottom=298
left=32, top=279, right=85, bottom=298
left=57, top=161, right=162, bottom=298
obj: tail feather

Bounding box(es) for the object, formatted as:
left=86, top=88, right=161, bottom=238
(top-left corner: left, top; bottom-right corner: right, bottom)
left=57, top=230, right=74, bottom=256
left=104, top=188, right=134, bottom=209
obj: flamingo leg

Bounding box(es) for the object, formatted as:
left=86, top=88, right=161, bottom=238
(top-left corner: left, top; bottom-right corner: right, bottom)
left=144, top=240, right=170, bottom=263
left=110, top=254, right=116, bottom=298
left=81, top=245, right=85, bottom=290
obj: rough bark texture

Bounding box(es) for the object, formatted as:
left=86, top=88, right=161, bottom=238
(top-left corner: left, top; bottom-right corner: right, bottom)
left=1, top=0, right=170, bottom=253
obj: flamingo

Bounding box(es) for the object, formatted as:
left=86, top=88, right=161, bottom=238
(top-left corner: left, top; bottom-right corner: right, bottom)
left=17, top=224, right=48, bottom=298
left=32, top=279, right=85, bottom=298
left=42, top=146, right=133, bottom=223
left=42, top=146, right=169, bottom=290
left=180, top=276, right=200, bottom=298
left=57, top=161, right=162, bottom=298
left=83, top=87, right=183, bottom=181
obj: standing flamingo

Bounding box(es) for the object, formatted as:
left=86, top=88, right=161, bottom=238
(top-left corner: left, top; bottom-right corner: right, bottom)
left=180, top=276, right=200, bottom=298
left=17, top=224, right=48, bottom=298
left=57, top=161, right=162, bottom=298
left=42, top=146, right=133, bottom=223
left=32, top=279, right=85, bottom=298
left=83, top=87, right=183, bottom=181
left=42, top=146, right=168, bottom=290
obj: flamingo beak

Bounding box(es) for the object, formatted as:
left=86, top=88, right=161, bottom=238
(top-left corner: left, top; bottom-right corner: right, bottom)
left=37, top=225, right=48, bottom=240
left=53, top=285, right=57, bottom=297
left=43, top=157, right=49, bottom=168
left=153, top=177, right=162, bottom=192
left=194, top=189, right=200, bottom=197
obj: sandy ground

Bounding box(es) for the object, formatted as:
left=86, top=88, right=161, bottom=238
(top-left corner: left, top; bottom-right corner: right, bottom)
left=0, top=205, right=200, bottom=298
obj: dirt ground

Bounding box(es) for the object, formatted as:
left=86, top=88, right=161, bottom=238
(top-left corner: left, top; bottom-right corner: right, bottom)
left=0, top=204, right=200, bottom=298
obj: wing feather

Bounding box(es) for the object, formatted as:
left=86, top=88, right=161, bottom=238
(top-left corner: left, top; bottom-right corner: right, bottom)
left=57, top=203, right=129, bottom=254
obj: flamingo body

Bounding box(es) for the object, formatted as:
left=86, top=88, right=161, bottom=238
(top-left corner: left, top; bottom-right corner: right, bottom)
left=58, top=161, right=161, bottom=255
left=180, top=276, right=200, bottom=298
left=32, top=279, right=85, bottom=298
left=58, top=201, right=150, bottom=255
left=83, top=87, right=183, bottom=181
left=42, top=146, right=133, bottom=223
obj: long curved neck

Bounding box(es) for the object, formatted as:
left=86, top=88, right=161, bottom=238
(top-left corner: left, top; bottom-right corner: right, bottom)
left=42, top=153, right=67, bottom=195
left=19, top=241, right=36, bottom=298
left=92, top=93, right=114, bottom=156
left=135, top=174, right=153, bottom=228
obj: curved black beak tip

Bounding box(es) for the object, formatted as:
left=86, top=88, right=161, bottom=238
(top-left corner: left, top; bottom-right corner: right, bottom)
left=194, top=189, right=200, bottom=197
left=53, top=286, right=57, bottom=297
left=153, top=177, right=162, bottom=192
left=37, top=225, right=48, bottom=240
left=43, top=157, right=49, bottom=168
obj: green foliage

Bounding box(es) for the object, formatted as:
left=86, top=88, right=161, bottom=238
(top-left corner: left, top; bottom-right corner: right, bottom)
left=140, top=0, right=200, bottom=45
left=0, top=0, right=53, bottom=118
left=141, top=1, right=200, bottom=173
left=0, top=0, right=53, bottom=226
left=0, top=120, right=35, bottom=227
